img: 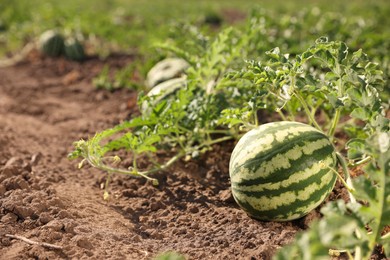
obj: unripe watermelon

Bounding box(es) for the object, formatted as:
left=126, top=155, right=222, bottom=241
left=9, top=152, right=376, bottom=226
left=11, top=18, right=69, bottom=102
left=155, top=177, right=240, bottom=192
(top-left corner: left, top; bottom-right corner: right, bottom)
left=64, top=38, right=85, bottom=61
left=38, top=30, right=65, bottom=57
left=229, top=121, right=337, bottom=221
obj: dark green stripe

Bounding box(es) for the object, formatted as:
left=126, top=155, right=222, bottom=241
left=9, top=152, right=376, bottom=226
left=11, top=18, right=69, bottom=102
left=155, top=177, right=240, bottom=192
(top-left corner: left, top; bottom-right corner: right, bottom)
left=233, top=174, right=336, bottom=221
left=233, top=168, right=332, bottom=198
left=231, top=130, right=329, bottom=177
left=233, top=144, right=336, bottom=186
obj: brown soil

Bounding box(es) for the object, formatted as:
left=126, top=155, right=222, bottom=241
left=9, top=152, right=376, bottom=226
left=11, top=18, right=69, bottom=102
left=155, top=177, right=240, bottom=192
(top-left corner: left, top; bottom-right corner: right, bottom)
left=0, top=53, right=348, bottom=260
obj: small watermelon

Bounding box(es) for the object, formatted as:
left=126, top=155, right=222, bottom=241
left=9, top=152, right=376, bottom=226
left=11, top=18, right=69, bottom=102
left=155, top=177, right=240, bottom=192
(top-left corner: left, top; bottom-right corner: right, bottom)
left=146, top=58, right=189, bottom=89
left=64, top=38, right=85, bottom=61
left=38, top=30, right=65, bottom=57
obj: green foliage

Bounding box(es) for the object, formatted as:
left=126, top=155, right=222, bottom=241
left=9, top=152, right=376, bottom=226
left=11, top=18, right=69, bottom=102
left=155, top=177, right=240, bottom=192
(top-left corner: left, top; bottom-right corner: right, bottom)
left=226, top=38, right=388, bottom=144
left=93, top=64, right=140, bottom=91
left=70, top=26, right=251, bottom=187
left=65, top=3, right=390, bottom=258
left=72, top=33, right=388, bottom=257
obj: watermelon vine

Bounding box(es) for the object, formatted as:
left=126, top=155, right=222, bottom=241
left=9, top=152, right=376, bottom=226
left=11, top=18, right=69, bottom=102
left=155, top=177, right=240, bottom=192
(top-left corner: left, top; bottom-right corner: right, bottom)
left=69, top=14, right=389, bottom=259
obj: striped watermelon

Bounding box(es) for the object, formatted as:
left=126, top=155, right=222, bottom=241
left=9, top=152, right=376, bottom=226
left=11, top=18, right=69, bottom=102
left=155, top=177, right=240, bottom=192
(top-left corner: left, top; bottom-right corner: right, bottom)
left=229, top=121, right=337, bottom=221
left=38, top=30, right=65, bottom=57
left=64, top=38, right=85, bottom=61
left=142, top=77, right=187, bottom=115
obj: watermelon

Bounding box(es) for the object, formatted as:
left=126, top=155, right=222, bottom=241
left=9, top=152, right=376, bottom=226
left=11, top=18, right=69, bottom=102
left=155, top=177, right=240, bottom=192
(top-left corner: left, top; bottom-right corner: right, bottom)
left=64, top=38, right=85, bottom=61
left=229, top=121, right=337, bottom=221
left=142, top=77, right=187, bottom=115
left=146, top=58, right=189, bottom=89
left=38, top=30, right=65, bottom=57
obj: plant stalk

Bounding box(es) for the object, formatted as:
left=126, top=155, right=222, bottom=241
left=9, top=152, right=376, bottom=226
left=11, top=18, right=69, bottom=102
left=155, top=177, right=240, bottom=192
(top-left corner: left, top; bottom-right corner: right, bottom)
left=349, top=156, right=372, bottom=167
left=369, top=159, right=386, bottom=254
left=294, top=91, right=322, bottom=131
left=328, top=108, right=341, bottom=138
left=336, top=152, right=356, bottom=203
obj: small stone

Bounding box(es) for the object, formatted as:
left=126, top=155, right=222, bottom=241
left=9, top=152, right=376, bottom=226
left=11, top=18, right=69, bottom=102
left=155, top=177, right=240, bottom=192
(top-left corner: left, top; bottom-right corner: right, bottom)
left=39, top=212, right=53, bottom=225
left=1, top=238, right=11, bottom=246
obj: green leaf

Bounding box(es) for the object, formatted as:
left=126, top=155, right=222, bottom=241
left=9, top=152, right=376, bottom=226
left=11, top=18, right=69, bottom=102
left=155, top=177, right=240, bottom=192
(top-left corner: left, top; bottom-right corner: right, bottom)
left=346, top=138, right=366, bottom=160
left=327, top=92, right=344, bottom=108
left=315, top=36, right=329, bottom=44
left=337, top=42, right=348, bottom=63
left=352, top=176, right=377, bottom=205
left=350, top=107, right=370, bottom=121
left=266, top=47, right=281, bottom=60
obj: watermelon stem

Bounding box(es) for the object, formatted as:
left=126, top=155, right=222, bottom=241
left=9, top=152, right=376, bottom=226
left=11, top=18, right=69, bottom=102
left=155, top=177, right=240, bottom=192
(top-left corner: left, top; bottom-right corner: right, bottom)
left=348, top=156, right=372, bottom=167
left=328, top=108, right=341, bottom=139
left=328, top=249, right=354, bottom=259
left=336, top=153, right=357, bottom=203
left=326, top=163, right=355, bottom=194
left=293, top=90, right=322, bottom=132
left=275, top=107, right=288, bottom=121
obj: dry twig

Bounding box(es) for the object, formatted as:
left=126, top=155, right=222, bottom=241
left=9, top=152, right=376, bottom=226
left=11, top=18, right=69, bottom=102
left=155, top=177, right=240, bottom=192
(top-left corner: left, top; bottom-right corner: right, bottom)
left=5, top=234, right=63, bottom=250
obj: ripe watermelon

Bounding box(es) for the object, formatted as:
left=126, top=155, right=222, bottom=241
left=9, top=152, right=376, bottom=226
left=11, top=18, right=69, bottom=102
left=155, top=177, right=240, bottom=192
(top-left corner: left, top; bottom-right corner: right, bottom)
left=229, top=121, right=337, bottom=221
